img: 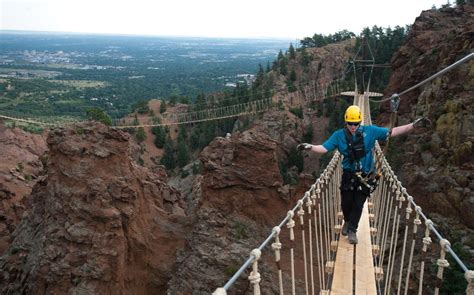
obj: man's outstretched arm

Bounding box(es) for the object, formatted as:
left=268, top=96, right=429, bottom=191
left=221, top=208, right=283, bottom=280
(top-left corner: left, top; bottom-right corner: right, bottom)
left=390, top=117, right=431, bottom=137
left=297, top=143, right=328, bottom=154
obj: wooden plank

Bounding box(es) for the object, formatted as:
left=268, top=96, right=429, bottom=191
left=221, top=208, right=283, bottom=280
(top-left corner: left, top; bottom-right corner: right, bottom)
left=355, top=202, right=377, bottom=294
left=331, top=236, right=353, bottom=294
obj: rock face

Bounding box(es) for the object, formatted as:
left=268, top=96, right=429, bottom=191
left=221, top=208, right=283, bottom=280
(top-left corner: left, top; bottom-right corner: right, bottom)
left=199, top=131, right=285, bottom=221
left=379, top=5, right=474, bottom=228
left=0, top=123, right=189, bottom=294
left=167, top=130, right=308, bottom=294
left=0, top=123, right=47, bottom=255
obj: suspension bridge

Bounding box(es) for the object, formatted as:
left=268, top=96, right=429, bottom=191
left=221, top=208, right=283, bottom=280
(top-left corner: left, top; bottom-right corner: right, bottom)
left=213, top=53, right=474, bottom=295
left=0, top=75, right=346, bottom=129
left=0, top=46, right=472, bottom=294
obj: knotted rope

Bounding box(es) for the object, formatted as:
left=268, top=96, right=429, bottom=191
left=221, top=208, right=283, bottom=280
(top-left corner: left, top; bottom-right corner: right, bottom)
left=271, top=226, right=284, bottom=295
left=248, top=249, right=262, bottom=295
left=434, top=239, right=451, bottom=295
left=287, top=210, right=296, bottom=295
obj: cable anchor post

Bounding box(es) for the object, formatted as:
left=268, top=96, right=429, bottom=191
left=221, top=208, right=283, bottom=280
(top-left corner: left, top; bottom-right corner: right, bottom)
left=390, top=93, right=400, bottom=113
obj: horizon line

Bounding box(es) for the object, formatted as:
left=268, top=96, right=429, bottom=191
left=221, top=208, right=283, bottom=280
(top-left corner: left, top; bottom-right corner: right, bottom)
left=0, top=29, right=298, bottom=42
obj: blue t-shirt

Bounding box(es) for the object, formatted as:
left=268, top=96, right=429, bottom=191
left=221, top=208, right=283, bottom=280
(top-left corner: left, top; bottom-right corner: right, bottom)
left=322, top=125, right=389, bottom=173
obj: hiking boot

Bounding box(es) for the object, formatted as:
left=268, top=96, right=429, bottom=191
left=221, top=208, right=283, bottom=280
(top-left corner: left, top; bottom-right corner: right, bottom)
left=341, top=222, right=349, bottom=236
left=348, top=231, right=358, bottom=244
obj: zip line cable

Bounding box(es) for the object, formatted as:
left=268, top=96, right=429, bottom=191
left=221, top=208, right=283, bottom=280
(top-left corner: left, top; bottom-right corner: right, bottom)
left=369, top=52, right=474, bottom=103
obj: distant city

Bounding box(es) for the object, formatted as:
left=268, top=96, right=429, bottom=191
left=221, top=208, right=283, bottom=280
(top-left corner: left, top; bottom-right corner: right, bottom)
left=0, top=32, right=291, bottom=118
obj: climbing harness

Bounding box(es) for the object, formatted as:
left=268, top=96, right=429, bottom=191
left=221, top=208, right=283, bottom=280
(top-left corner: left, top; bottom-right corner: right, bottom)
left=355, top=93, right=401, bottom=193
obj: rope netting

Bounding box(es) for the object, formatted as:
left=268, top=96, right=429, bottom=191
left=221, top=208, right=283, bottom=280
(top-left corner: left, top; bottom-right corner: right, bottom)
left=370, top=141, right=474, bottom=294
left=214, top=152, right=343, bottom=295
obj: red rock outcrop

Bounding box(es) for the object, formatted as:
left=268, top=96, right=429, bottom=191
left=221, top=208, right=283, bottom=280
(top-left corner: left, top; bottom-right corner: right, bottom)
left=0, top=123, right=47, bottom=255
left=167, top=129, right=311, bottom=294
left=0, top=123, right=190, bottom=294
left=199, top=130, right=288, bottom=223
left=378, top=5, right=474, bottom=229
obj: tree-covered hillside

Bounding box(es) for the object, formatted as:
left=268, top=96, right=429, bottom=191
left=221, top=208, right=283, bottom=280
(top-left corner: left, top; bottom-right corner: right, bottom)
left=0, top=33, right=290, bottom=119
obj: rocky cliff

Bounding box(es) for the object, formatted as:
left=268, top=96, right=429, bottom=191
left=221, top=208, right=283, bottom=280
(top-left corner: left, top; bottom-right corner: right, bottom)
left=0, top=123, right=190, bottom=294
left=0, top=123, right=47, bottom=255
left=167, top=129, right=311, bottom=294
left=379, top=5, right=474, bottom=233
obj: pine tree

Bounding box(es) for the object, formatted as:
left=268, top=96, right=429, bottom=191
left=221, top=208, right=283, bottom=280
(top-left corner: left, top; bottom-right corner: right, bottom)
left=169, top=96, right=177, bottom=106
left=288, top=146, right=304, bottom=173
left=253, top=63, right=265, bottom=89
left=86, top=108, right=112, bottom=126
left=303, top=124, right=314, bottom=143
left=177, top=140, right=189, bottom=167
left=290, top=69, right=297, bottom=82
left=279, top=60, right=287, bottom=76
left=152, top=126, right=166, bottom=148
left=178, top=125, right=187, bottom=142
left=289, top=43, right=296, bottom=59
left=277, top=50, right=284, bottom=60
left=136, top=127, right=146, bottom=142
left=159, top=100, right=167, bottom=114
left=160, top=136, right=175, bottom=170
left=179, top=96, right=190, bottom=104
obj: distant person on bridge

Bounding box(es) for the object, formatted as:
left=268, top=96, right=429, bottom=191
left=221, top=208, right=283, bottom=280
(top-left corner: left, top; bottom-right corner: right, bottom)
left=298, top=105, right=430, bottom=244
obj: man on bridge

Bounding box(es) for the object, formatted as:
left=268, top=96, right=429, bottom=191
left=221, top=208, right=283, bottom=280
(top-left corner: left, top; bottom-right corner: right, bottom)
left=298, top=105, right=429, bottom=244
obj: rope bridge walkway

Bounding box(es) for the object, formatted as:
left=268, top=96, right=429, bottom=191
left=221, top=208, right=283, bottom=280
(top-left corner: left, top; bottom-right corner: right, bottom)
left=213, top=53, right=474, bottom=295
left=0, top=97, right=275, bottom=129
left=0, top=75, right=347, bottom=129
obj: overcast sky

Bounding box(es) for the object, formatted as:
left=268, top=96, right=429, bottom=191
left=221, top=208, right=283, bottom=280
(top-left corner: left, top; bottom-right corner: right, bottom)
left=1, top=0, right=449, bottom=39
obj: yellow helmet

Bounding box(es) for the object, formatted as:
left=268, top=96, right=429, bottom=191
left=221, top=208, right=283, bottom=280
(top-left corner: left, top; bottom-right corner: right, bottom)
left=344, top=105, right=362, bottom=122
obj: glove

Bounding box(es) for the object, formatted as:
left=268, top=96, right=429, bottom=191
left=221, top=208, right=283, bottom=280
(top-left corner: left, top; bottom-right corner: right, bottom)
left=297, top=143, right=313, bottom=151
left=413, top=117, right=432, bottom=129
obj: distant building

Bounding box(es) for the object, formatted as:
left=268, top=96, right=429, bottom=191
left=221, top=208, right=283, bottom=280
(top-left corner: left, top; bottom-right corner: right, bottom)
left=225, top=82, right=237, bottom=88
left=237, top=74, right=256, bottom=86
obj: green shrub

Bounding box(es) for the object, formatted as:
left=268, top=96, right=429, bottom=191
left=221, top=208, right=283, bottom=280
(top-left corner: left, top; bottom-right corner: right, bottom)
left=288, top=146, right=304, bottom=173
left=234, top=222, right=249, bottom=239
left=224, top=265, right=239, bottom=277
left=289, top=107, right=303, bottom=119
left=192, top=162, right=202, bottom=174
left=75, top=127, right=85, bottom=135
left=17, top=162, right=24, bottom=172
left=86, top=108, right=111, bottom=126
left=420, top=142, right=431, bottom=151
left=135, top=127, right=146, bottom=142
left=440, top=243, right=472, bottom=294
left=180, top=169, right=189, bottom=178
left=303, top=124, right=314, bottom=143
left=279, top=160, right=292, bottom=185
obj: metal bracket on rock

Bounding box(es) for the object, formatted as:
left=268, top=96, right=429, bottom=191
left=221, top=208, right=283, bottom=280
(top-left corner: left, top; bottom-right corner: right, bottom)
left=390, top=94, right=400, bottom=113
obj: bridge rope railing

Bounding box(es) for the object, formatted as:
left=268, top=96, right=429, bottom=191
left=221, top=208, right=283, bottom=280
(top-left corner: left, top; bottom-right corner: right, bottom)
left=213, top=152, right=343, bottom=295
left=113, top=97, right=276, bottom=128
left=370, top=143, right=474, bottom=294
left=0, top=114, right=59, bottom=127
